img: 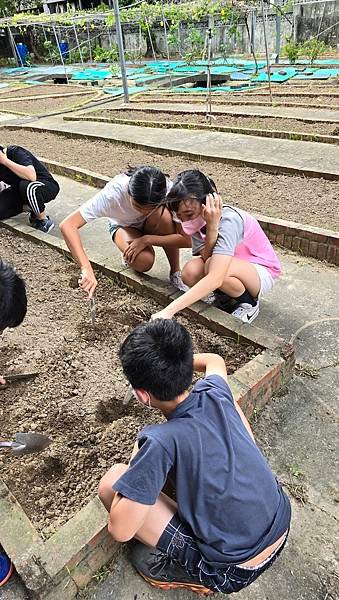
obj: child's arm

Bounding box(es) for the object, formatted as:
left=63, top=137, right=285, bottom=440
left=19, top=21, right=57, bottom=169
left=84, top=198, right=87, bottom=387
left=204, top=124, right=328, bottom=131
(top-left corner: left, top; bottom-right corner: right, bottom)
left=108, top=495, right=152, bottom=542
left=194, top=353, right=255, bottom=441
left=152, top=254, right=232, bottom=320
left=60, top=210, right=97, bottom=298
left=0, top=152, right=36, bottom=182
left=193, top=352, right=227, bottom=381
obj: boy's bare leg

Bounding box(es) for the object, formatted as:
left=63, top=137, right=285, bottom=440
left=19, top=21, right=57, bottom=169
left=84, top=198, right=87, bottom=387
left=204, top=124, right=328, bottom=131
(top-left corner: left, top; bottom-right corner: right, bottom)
left=98, top=463, right=177, bottom=548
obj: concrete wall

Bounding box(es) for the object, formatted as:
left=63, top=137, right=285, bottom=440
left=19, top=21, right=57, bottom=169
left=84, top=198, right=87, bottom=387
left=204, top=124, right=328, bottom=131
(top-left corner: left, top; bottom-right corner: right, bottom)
left=296, top=0, right=339, bottom=47
left=3, top=0, right=339, bottom=64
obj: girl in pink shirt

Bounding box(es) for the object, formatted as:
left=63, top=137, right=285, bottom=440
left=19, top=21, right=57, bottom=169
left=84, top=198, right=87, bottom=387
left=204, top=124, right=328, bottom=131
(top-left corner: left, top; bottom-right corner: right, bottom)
left=152, top=169, right=281, bottom=324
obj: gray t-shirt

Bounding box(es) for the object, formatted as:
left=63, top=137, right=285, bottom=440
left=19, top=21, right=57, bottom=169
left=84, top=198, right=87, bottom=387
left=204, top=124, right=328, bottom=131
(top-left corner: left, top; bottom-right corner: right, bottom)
left=192, top=206, right=244, bottom=256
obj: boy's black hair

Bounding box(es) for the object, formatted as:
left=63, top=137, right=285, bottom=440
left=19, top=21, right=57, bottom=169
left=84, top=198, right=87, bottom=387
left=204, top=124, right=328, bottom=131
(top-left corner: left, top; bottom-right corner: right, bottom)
left=166, top=169, right=218, bottom=212
left=125, top=166, right=168, bottom=207
left=0, top=260, right=27, bottom=330
left=119, top=319, right=193, bottom=402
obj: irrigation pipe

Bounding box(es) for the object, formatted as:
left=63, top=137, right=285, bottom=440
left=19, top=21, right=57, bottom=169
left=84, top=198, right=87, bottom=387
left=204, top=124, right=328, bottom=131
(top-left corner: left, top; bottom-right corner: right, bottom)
left=205, top=27, right=213, bottom=124
left=261, top=0, right=273, bottom=105
left=161, top=0, right=172, bottom=89
left=52, top=24, right=69, bottom=83
left=73, top=23, right=84, bottom=65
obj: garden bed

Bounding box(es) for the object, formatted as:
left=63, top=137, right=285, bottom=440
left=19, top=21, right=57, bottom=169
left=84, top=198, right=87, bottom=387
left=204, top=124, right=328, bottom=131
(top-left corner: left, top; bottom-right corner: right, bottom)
left=88, top=108, right=339, bottom=136
left=0, top=84, right=93, bottom=99
left=0, top=227, right=260, bottom=538
left=1, top=128, right=338, bottom=230
left=132, top=93, right=339, bottom=108
left=0, top=93, right=98, bottom=115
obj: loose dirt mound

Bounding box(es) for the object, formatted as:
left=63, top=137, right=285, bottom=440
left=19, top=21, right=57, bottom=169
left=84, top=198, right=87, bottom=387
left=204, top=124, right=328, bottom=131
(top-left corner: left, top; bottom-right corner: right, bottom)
left=0, top=228, right=259, bottom=537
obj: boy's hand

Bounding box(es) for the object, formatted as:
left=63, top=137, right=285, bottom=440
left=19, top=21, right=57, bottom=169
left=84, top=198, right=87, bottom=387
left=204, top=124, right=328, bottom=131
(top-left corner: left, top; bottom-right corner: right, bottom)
left=151, top=307, right=174, bottom=321
left=201, top=193, right=223, bottom=229
left=79, top=266, right=97, bottom=299
left=0, top=376, right=6, bottom=386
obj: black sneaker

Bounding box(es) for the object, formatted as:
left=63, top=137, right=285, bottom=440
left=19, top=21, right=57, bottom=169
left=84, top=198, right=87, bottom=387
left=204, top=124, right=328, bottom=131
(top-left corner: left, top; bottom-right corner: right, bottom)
left=29, top=214, right=55, bottom=234
left=130, top=541, right=214, bottom=596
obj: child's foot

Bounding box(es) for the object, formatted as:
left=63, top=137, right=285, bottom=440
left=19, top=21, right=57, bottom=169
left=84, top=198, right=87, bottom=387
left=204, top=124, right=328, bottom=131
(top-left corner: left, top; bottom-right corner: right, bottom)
left=29, top=214, right=54, bottom=234
left=170, top=271, right=189, bottom=292
left=232, top=301, right=259, bottom=324
left=130, top=542, right=214, bottom=596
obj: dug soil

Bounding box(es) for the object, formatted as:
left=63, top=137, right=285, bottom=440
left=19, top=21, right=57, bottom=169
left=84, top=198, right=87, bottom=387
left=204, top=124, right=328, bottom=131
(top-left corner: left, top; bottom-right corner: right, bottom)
left=0, top=228, right=260, bottom=536
left=0, top=84, right=94, bottom=99
left=0, top=94, right=98, bottom=115
left=91, top=108, right=339, bottom=136
left=1, top=128, right=338, bottom=230
left=133, top=93, right=339, bottom=108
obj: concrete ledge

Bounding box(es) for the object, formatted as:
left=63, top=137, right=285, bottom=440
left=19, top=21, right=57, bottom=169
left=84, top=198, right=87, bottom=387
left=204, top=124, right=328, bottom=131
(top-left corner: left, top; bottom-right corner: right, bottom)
left=0, top=217, right=294, bottom=597
left=36, top=159, right=339, bottom=267
left=63, top=113, right=339, bottom=146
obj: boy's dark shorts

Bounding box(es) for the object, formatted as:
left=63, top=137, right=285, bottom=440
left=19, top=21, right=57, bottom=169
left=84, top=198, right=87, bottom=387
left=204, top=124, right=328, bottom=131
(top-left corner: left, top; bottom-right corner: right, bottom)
left=156, top=513, right=288, bottom=594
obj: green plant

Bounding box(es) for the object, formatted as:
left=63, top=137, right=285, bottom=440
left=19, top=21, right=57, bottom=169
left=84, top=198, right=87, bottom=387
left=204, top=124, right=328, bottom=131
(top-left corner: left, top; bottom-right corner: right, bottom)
left=301, top=38, right=327, bottom=64
left=184, top=26, right=204, bottom=64
left=288, top=464, right=304, bottom=479
left=110, top=63, right=119, bottom=77
left=92, top=565, right=110, bottom=584
left=167, top=24, right=180, bottom=54
left=93, top=44, right=119, bottom=63
left=283, top=38, right=300, bottom=64
left=219, top=42, right=232, bottom=63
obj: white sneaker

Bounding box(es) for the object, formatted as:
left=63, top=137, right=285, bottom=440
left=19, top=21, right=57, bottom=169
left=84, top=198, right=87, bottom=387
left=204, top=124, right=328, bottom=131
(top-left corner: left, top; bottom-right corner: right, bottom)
left=232, top=302, right=259, bottom=324
left=203, top=292, right=216, bottom=305
left=170, top=271, right=189, bottom=292
left=121, top=253, right=129, bottom=267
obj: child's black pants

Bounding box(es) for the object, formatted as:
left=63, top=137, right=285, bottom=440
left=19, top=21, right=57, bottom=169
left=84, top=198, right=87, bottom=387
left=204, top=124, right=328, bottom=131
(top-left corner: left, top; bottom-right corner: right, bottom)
left=0, top=179, right=60, bottom=219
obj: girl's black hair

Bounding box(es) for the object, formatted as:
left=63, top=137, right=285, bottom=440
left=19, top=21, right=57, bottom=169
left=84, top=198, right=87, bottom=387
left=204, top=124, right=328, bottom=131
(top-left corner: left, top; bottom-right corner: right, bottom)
left=125, top=165, right=168, bottom=207
left=166, top=169, right=218, bottom=212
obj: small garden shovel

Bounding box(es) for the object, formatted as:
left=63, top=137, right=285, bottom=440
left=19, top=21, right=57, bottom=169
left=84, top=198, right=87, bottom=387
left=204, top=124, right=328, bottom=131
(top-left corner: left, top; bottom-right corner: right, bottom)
left=0, top=433, right=51, bottom=456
